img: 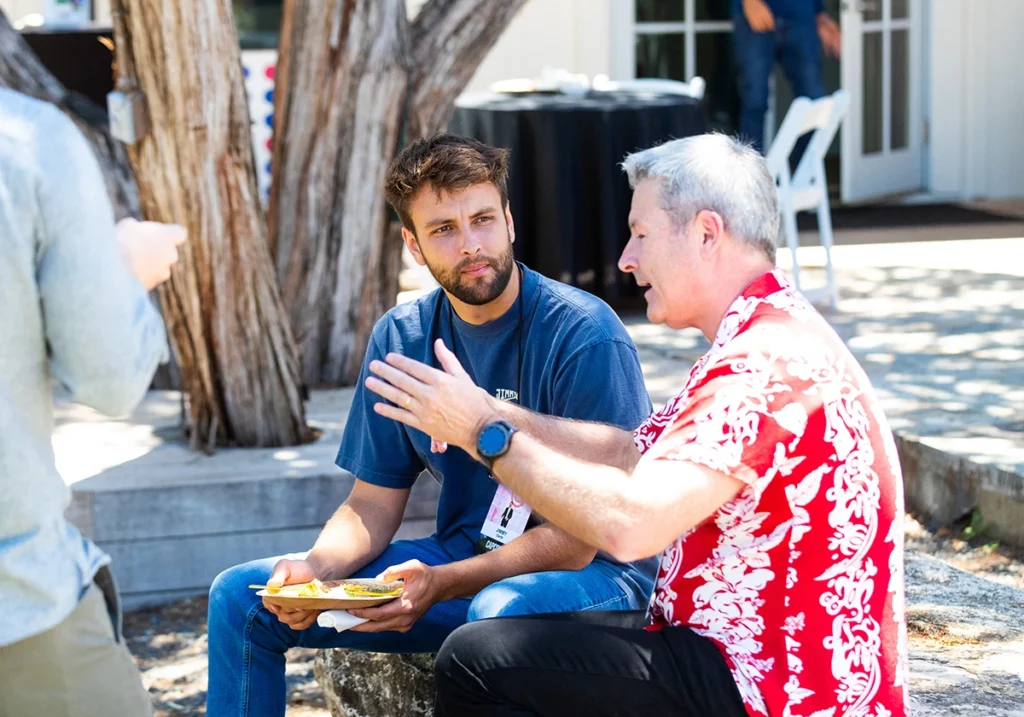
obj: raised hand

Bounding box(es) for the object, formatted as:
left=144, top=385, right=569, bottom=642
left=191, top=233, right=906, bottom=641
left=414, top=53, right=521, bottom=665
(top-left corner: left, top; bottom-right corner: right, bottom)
left=115, top=218, right=187, bottom=290
left=365, top=339, right=498, bottom=456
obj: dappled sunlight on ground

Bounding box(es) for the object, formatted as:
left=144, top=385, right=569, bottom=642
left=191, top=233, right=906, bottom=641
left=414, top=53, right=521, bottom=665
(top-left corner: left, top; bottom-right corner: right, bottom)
left=123, top=596, right=328, bottom=716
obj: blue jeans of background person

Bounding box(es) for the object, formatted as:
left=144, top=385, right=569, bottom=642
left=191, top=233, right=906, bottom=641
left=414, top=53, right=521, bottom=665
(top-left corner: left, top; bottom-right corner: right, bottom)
left=206, top=536, right=654, bottom=717
left=733, top=9, right=824, bottom=154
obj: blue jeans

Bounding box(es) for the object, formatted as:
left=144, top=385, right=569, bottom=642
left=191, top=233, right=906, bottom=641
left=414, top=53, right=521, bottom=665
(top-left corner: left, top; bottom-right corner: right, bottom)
left=733, top=9, right=824, bottom=153
left=206, top=536, right=653, bottom=717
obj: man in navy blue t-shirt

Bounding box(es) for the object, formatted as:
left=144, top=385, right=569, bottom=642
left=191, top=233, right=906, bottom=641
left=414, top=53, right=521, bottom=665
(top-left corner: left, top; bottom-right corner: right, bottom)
left=206, top=135, right=656, bottom=716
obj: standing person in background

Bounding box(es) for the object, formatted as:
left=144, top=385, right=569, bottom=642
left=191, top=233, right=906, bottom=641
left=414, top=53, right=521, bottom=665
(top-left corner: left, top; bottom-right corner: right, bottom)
left=0, top=86, right=184, bottom=716
left=733, top=0, right=842, bottom=153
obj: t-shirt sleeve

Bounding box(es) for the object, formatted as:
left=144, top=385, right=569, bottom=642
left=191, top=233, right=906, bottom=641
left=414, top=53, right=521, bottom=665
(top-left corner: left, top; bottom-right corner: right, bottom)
left=641, top=343, right=808, bottom=490
left=552, top=339, right=652, bottom=431
left=335, top=327, right=423, bottom=489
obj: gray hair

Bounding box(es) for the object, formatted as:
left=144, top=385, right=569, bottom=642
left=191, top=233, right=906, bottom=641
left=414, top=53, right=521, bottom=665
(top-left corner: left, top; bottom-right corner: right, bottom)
left=621, top=134, right=779, bottom=263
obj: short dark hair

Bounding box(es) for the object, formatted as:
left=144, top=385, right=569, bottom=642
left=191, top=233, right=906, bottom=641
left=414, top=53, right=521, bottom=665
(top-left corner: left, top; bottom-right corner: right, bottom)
left=383, top=134, right=510, bottom=235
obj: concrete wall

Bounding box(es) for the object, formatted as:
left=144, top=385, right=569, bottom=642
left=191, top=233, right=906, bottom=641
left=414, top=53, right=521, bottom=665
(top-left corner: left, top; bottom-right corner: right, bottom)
left=926, top=0, right=1024, bottom=199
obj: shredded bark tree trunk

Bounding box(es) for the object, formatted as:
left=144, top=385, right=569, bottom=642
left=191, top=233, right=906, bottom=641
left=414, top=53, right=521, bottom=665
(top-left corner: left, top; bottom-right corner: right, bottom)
left=120, top=0, right=311, bottom=450
left=269, top=0, right=528, bottom=386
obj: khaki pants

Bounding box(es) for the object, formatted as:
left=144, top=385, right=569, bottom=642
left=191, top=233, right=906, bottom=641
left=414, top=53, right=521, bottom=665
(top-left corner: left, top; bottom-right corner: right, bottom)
left=0, top=573, right=152, bottom=717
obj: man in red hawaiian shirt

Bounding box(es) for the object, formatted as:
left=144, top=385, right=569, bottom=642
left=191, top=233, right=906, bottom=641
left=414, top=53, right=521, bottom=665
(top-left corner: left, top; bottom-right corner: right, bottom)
left=364, top=133, right=909, bottom=717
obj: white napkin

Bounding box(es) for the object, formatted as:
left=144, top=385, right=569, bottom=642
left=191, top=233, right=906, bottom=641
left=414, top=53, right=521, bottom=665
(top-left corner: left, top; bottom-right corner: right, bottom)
left=317, top=610, right=369, bottom=633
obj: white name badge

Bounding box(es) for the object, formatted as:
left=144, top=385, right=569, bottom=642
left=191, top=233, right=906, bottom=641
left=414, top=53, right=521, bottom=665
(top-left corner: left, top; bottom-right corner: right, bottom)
left=475, top=484, right=532, bottom=553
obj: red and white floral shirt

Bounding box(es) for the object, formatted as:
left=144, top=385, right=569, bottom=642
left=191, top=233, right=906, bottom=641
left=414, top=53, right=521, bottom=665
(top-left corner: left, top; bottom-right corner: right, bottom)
left=634, top=271, right=909, bottom=717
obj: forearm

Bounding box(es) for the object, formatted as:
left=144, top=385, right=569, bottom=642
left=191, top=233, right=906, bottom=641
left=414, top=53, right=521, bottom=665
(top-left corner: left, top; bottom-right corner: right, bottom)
left=480, top=432, right=640, bottom=557
left=434, top=523, right=596, bottom=602
left=307, top=498, right=400, bottom=579
left=495, top=401, right=640, bottom=473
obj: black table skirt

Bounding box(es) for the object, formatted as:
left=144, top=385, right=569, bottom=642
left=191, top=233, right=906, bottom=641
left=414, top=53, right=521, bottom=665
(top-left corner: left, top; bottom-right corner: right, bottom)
left=450, top=91, right=706, bottom=305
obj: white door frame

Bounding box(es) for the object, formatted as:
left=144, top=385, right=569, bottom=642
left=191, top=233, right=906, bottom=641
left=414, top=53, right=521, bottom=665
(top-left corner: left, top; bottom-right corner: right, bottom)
left=840, top=0, right=924, bottom=203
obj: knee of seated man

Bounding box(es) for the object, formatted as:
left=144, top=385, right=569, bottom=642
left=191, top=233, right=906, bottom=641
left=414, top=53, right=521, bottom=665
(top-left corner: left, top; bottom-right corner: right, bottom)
left=208, top=561, right=263, bottom=621
left=436, top=620, right=497, bottom=682
left=466, top=576, right=539, bottom=622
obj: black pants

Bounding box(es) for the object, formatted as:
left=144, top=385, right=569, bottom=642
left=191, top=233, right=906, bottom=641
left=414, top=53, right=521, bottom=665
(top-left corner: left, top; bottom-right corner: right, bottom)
left=434, top=610, right=749, bottom=717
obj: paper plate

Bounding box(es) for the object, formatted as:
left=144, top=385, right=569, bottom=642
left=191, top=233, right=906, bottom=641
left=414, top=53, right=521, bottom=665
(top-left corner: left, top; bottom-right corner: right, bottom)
left=256, top=578, right=403, bottom=610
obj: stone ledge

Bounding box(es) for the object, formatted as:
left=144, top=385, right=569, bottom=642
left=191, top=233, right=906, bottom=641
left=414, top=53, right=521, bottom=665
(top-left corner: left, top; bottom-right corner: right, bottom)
left=314, top=650, right=435, bottom=717
left=898, top=434, right=1024, bottom=549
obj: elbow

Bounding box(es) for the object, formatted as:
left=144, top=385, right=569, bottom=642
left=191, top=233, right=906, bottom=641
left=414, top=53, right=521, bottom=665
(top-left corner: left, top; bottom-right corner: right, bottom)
left=77, top=379, right=148, bottom=417
left=561, top=547, right=598, bottom=572
left=68, top=367, right=152, bottom=417
left=601, top=518, right=666, bottom=564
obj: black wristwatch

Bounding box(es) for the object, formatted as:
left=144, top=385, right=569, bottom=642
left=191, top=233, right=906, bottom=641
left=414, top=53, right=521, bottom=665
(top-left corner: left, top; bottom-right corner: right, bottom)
left=476, top=419, right=518, bottom=471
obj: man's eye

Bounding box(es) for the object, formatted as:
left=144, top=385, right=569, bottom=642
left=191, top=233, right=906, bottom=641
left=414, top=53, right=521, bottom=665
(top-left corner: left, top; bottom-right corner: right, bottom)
left=434, top=226, right=452, bottom=235
left=475, top=216, right=492, bottom=224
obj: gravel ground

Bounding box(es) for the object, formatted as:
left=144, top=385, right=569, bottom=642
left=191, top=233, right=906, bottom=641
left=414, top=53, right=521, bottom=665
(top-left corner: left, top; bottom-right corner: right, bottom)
left=122, top=515, right=1023, bottom=717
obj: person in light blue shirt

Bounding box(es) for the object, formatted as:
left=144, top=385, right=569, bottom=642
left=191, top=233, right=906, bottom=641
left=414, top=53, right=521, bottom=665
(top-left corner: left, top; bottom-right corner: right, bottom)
left=0, top=87, right=184, bottom=715
left=206, top=135, right=657, bottom=717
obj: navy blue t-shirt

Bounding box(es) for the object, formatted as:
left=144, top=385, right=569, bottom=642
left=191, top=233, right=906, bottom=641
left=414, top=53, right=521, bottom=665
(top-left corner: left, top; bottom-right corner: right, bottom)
left=336, top=265, right=655, bottom=577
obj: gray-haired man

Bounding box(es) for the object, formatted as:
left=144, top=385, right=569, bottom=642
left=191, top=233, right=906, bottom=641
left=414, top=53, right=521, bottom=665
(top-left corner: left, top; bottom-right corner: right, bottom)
left=0, top=87, right=184, bottom=716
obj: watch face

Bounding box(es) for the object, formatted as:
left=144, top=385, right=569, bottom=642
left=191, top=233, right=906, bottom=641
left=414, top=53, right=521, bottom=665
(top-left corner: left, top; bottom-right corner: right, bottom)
left=478, top=424, right=508, bottom=457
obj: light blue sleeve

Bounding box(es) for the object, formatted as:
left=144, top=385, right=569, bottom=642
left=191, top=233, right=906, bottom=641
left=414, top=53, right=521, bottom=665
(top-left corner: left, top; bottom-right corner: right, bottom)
left=33, top=106, right=168, bottom=416
left=552, top=339, right=652, bottom=431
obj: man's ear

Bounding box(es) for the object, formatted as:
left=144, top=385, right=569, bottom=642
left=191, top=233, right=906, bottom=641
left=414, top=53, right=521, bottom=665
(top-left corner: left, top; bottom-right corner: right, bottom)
left=402, top=226, right=426, bottom=266
left=505, top=204, right=516, bottom=245
left=696, top=210, right=727, bottom=257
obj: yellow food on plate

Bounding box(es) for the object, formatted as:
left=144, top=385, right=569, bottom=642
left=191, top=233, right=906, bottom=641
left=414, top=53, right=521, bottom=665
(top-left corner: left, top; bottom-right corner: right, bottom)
left=341, top=581, right=404, bottom=598
left=297, top=580, right=330, bottom=597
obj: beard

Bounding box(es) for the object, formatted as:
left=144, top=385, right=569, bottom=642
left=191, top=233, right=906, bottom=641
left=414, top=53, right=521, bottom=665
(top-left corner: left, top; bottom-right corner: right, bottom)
left=422, top=232, right=516, bottom=306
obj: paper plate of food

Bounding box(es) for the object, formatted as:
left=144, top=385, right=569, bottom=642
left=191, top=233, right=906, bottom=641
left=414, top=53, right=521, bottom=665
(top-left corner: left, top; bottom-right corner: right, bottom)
left=250, top=578, right=404, bottom=610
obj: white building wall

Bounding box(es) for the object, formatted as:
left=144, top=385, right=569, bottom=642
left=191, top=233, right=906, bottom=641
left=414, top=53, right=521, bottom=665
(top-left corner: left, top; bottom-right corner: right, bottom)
left=0, top=0, right=41, bottom=23
left=464, top=0, right=612, bottom=93
left=927, top=0, right=1024, bottom=199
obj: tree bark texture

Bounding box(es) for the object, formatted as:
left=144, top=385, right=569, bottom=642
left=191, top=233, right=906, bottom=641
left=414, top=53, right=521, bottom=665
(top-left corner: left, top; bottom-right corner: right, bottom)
left=0, top=10, right=140, bottom=219
left=269, top=0, right=528, bottom=386
left=121, top=0, right=312, bottom=450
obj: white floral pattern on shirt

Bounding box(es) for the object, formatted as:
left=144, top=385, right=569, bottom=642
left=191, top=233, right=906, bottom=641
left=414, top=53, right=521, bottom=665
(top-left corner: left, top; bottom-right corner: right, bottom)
left=635, top=271, right=908, bottom=717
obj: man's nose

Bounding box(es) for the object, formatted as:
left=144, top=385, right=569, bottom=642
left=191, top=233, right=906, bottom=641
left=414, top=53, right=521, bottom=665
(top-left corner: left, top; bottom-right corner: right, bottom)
left=618, top=237, right=638, bottom=273
left=460, top=227, right=483, bottom=255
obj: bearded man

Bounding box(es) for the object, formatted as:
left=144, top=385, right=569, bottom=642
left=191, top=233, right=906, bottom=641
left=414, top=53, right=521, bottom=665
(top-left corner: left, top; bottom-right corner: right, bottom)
left=205, top=135, right=657, bottom=717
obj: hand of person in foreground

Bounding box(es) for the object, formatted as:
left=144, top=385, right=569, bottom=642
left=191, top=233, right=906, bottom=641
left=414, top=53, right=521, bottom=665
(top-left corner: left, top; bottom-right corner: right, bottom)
left=116, top=218, right=187, bottom=290
left=347, top=560, right=445, bottom=633
left=364, top=339, right=495, bottom=455
left=261, top=558, right=322, bottom=631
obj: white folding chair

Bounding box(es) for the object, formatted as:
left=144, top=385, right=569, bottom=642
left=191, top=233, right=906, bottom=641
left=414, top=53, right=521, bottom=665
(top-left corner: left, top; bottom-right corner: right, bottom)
left=592, top=75, right=706, bottom=101
left=765, top=89, right=850, bottom=309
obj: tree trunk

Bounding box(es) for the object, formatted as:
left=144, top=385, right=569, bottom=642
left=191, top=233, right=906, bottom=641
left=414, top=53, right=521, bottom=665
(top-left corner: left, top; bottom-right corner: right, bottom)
left=270, top=0, right=527, bottom=386
left=0, top=10, right=140, bottom=219
left=121, top=0, right=312, bottom=450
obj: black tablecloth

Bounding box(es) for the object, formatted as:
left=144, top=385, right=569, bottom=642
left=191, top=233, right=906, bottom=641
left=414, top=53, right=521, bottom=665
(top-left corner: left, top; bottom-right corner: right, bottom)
left=449, top=91, right=706, bottom=305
